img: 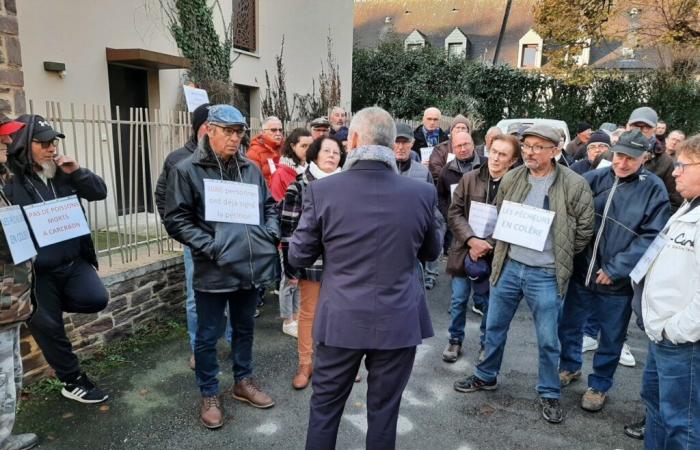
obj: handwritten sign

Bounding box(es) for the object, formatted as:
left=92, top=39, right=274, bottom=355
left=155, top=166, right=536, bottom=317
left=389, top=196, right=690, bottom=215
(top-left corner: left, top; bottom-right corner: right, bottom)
left=447, top=153, right=456, bottom=163
left=0, top=205, right=36, bottom=264
left=597, top=159, right=612, bottom=169
left=450, top=184, right=458, bottom=199
left=23, top=195, right=90, bottom=247
left=492, top=200, right=555, bottom=251
left=469, top=201, right=499, bottom=238
left=420, top=147, right=434, bottom=163
left=183, top=85, right=210, bottom=112
left=630, top=233, right=668, bottom=284
left=204, top=179, right=260, bottom=225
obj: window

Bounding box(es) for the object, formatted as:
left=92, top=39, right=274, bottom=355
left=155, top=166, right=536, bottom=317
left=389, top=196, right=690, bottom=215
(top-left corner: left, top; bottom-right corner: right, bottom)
left=406, top=43, right=423, bottom=51
left=447, top=43, right=464, bottom=57
left=521, top=44, right=538, bottom=68
left=233, top=0, right=256, bottom=53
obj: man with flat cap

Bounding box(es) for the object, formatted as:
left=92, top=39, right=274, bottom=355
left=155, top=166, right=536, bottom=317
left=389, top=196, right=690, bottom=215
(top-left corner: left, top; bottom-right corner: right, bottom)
left=454, top=124, right=594, bottom=424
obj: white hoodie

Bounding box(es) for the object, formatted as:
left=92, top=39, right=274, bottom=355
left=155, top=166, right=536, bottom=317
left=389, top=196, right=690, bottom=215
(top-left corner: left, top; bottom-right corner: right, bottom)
left=642, top=200, right=700, bottom=344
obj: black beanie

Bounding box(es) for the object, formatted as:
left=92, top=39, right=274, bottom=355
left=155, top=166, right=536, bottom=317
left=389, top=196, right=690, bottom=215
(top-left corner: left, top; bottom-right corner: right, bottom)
left=191, top=103, right=211, bottom=140
left=577, top=122, right=592, bottom=134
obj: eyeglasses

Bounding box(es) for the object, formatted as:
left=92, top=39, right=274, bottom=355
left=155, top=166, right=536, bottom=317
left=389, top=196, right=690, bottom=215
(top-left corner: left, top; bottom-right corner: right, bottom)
left=32, top=139, right=59, bottom=149
left=264, top=128, right=284, bottom=133
left=212, top=124, right=247, bottom=137
left=672, top=161, right=700, bottom=173
left=521, top=143, right=556, bottom=153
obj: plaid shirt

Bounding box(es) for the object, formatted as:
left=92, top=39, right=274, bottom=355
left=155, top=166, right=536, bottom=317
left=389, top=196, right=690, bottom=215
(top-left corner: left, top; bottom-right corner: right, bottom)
left=280, top=170, right=324, bottom=281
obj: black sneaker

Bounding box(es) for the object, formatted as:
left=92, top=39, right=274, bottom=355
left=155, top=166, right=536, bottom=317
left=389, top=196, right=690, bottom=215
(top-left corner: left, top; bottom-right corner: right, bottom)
left=453, top=375, right=497, bottom=393
left=61, top=373, right=108, bottom=404
left=624, top=418, right=645, bottom=440
left=539, top=397, right=563, bottom=424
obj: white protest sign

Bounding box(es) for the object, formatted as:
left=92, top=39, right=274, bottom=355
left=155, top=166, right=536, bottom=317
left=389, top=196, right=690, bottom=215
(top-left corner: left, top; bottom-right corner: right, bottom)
left=447, top=153, right=456, bottom=163
left=420, top=147, right=434, bottom=163
left=492, top=200, right=555, bottom=251
left=597, top=159, right=612, bottom=169
left=469, top=201, right=499, bottom=238
left=450, top=184, right=458, bottom=199
left=203, top=179, right=260, bottom=225
left=0, top=205, right=36, bottom=264
left=23, top=195, right=90, bottom=248
left=183, top=85, right=210, bottom=112
left=630, top=233, right=668, bottom=284
left=267, top=158, right=277, bottom=175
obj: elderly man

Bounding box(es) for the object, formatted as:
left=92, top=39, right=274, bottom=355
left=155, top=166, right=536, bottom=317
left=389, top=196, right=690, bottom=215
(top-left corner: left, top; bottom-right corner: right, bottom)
left=309, top=117, right=331, bottom=140
left=558, top=130, right=669, bottom=412
left=627, top=107, right=683, bottom=212
left=640, top=135, right=700, bottom=449
left=412, top=107, right=448, bottom=159
left=246, top=116, right=284, bottom=186
left=165, top=105, right=280, bottom=429
left=475, top=126, right=501, bottom=158
left=454, top=125, right=594, bottom=424
left=6, top=115, right=109, bottom=405
left=329, top=107, right=347, bottom=135
left=566, top=122, right=592, bottom=160
left=290, top=107, right=440, bottom=450
left=428, top=115, right=471, bottom=182
left=570, top=130, right=611, bottom=175
left=664, top=130, right=685, bottom=158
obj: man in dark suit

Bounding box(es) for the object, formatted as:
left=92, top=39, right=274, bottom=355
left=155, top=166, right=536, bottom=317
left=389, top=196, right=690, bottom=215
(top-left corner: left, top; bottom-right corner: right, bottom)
left=289, top=106, right=441, bottom=450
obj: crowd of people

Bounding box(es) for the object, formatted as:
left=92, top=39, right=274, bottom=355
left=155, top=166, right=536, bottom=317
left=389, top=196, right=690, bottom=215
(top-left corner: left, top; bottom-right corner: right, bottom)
left=0, top=97, right=694, bottom=450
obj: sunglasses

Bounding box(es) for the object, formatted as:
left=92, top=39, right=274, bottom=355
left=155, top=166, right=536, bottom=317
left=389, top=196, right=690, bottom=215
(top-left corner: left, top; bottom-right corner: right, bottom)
left=32, top=139, right=59, bottom=149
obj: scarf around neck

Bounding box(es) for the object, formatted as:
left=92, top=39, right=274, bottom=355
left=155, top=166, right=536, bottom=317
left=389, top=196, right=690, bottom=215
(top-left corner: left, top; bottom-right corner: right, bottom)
left=343, top=144, right=398, bottom=173
left=309, top=161, right=340, bottom=179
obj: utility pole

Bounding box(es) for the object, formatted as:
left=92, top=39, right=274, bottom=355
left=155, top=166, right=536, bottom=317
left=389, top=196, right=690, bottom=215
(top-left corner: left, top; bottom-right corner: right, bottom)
left=492, top=0, right=513, bottom=65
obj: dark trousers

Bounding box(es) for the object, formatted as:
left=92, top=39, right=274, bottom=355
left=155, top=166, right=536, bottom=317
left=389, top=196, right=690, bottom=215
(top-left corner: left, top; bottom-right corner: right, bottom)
left=306, top=344, right=416, bottom=450
left=29, top=259, right=109, bottom=381
left=194, top=288, right=257, bottom=396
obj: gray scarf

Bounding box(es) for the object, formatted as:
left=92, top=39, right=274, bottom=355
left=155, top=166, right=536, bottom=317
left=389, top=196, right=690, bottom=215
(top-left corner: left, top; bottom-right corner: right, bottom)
left=342, top=144, right=398, bottom=173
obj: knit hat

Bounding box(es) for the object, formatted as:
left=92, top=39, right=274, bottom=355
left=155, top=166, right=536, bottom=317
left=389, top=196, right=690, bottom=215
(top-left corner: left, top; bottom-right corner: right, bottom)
left=587, top=130, right=611, bottom=148
left=577, top=122, right=592, bottom=134
left=451, top=114, right=471, bottom=132
left=191, top=103, right=211, bottom=137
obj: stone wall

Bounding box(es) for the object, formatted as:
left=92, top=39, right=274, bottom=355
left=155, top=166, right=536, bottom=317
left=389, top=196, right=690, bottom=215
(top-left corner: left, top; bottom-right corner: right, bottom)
left=21, top=254, right=186, bottom=384
left=0, top=0, right=24, bottom=115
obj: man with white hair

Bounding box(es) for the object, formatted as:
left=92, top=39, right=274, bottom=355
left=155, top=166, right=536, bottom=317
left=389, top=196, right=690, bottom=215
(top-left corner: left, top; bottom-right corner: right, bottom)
left=247, top=116, right=284, bottom=186
left=476, top=126, right=501, bottom=158
left=329, top=106, right=347, bottom=134
left=411, top=107, right=448, bottom=157
left=290, top=106, right=441, bottom=449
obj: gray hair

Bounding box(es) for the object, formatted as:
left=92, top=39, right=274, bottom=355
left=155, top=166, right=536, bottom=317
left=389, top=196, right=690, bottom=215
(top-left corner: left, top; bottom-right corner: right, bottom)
left=486, top=126, right=501, bottom=137
left=263, top=116, right=282, bottom=128
left=348, top=106, right=396, bottom=148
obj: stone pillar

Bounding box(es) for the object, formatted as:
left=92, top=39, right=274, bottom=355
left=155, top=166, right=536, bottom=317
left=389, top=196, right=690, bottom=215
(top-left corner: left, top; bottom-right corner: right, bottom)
left=0, top=0, right=24, bottom=115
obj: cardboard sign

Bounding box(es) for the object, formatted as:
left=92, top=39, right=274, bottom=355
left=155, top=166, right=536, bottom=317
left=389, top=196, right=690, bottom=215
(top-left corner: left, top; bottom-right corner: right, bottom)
left=204, top=179, right=260, bottom=225
left=492, top=200, right=555, bottom=251
left=630, top=233, right=668, bottom=284
left=420, top=147, right=434, bottom=163
left=0, top=205, right=36, bottom=264
left=469, top=201, right=499, bottom=238
left=183, top=85, right=210, bottom=112
left=23, top=195, right=90, bottom=247
left=447, top=153, right=456, bottom=163
left=597, top=159, right=612, bottom=169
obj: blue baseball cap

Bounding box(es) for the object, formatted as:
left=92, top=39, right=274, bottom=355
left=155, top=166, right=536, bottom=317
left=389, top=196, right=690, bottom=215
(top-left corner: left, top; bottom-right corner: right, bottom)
left=207, top=104, right=247, bottom=127
left=464, top=256, right=491, bottom=295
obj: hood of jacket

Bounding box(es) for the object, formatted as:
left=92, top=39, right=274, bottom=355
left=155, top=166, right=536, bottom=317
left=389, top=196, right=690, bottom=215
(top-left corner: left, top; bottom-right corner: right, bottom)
left=7, top=114, right=38, bottom=177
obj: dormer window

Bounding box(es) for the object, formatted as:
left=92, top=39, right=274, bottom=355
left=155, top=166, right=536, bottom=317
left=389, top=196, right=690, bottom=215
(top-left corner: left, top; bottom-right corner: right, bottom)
left=517, top=29, right=544, bottom=69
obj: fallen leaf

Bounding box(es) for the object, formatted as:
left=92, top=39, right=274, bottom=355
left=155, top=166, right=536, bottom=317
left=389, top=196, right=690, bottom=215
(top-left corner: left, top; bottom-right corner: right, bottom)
left=99, top=405, right=110, bottom=412
left=480, top=404, right=495, bottom=416
left=61, top=412, right=74, bottom=419
left=139, top=389, right=149, bottom=396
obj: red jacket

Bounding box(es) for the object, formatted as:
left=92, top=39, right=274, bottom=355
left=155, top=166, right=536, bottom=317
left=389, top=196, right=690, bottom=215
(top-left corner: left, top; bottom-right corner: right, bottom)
left=246, top=133, right=282, bottom=186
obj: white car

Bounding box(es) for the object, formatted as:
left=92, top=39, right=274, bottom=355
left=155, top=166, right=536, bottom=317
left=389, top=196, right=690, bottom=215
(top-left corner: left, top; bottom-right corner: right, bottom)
left=495, top=118, right=571, bottom=147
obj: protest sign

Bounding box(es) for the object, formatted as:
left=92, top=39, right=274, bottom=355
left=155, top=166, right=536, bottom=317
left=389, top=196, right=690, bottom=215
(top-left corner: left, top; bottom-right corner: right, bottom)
left=597, top=159, right=612, bottom=169
left=23, top=196, right=90, bottom=247
left=204, top=179, right=260, bottom=225
left=630, top=233, right=668, bottom=284
left=0, top=205, right=36, bottom=264
left=183, top=85, right=210, bottom=112
left=451, top=184, right=457, bottom=199
left=447, top=153, right=456, bottom=163
left=420, top=147, right=434, bottom=163
left=492, top=200, right=555, bottom=251
left=469, top=201, right=499, bottom=238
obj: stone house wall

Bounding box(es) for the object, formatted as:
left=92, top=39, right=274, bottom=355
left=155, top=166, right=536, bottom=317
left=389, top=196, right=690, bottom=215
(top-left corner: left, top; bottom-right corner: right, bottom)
left=0, top=0, right=24, bottom=115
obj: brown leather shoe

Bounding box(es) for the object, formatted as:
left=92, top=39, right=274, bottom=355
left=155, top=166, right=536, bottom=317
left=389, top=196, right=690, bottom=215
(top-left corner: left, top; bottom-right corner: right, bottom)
left=232, top=378, right=275, bottom=409
left=292, top=364, right=312, bottom=390
left=200, top=396, right=223, bottom=429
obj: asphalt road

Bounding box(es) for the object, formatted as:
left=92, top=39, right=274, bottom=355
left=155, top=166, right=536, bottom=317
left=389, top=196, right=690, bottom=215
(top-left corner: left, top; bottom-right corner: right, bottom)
left=17, top=266, right=646, bottom=450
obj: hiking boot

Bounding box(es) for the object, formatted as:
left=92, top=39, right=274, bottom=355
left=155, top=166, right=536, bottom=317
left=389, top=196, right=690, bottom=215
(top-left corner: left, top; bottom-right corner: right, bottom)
left=619, top=343, right=636, bottom=367
left=200, top=396, right=223, bottom=429
left=539, top=397, right=563, bottom=424
left=472, top=304, right=485, bottom=317
left=624, top=418, right=645, bottom=440
left=453, top=375, right=497, bottom=393
left=442, top=342, right=462, bottom=363
left=61, top=373, right=108, bottom=404
left=581, top=388, right=606, bottom=412
left=582, top=335, right=598, bottom=353
left=189, top=354, right=196, bottom=371
left=232, top=378, right=275, bottom=408
left=0, top=433, right=39, bottom=450
left=292, top=364, right=312, bottom=390
left=559, top=370, right=582, bottom=387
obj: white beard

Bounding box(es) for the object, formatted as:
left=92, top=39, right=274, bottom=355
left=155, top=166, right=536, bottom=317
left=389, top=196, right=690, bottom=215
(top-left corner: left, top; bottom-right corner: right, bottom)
left=39, top=160, right=57, bottom=179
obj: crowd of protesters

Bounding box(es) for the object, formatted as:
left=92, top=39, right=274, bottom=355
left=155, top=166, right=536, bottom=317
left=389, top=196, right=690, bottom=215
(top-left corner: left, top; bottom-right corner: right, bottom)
left=0, top=97, right=695, bottom=450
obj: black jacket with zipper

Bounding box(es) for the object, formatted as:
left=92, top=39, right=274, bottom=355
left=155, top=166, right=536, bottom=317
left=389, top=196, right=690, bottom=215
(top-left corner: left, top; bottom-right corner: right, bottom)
left=164, top=136, right=280, bottom=293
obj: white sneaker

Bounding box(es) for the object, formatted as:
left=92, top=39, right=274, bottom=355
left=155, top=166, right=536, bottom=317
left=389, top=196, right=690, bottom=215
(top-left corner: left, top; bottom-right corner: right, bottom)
left=582, top=335, right=598, bottom=353
left=282, top=321, right=298, bottom=338
left=619, top=343, right=636, bottom=367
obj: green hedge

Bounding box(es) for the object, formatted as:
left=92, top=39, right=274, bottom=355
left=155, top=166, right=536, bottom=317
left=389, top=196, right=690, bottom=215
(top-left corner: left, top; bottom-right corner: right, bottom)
left=352, top=41, right=700, bottom=134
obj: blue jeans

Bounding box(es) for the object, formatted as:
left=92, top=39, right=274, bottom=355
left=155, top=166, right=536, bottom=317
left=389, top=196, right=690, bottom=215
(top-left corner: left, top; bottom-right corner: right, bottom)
left=194, top=288, right=258, bottom=396
left=475, top=258, right=563, bottom=399
left=448, top=276, right=488, bottom=346
left=558, top=280, right=632, bottom=392
left=583, top=315, right=600, bottom=338
left=642, top=339, right=700, bottom=450
left=184, top=247, right=231, bottom=350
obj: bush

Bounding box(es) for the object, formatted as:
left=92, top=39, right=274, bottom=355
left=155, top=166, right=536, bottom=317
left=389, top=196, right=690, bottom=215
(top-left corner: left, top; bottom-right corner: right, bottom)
left=352, top=41, right=700, bottom=134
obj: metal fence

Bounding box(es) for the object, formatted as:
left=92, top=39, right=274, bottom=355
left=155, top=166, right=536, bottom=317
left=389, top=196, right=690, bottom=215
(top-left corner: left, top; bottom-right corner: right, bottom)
left=26, top=101, right=455, bottom=268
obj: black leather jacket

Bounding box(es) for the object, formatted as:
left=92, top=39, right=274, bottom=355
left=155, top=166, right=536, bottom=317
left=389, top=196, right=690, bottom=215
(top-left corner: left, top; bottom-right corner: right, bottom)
left=164, top=137, right=280, bottom=292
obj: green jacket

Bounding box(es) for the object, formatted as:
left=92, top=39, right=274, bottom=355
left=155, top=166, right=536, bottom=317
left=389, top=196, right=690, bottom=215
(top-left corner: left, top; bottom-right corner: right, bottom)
left=490, top=163, right=595, bottom=296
